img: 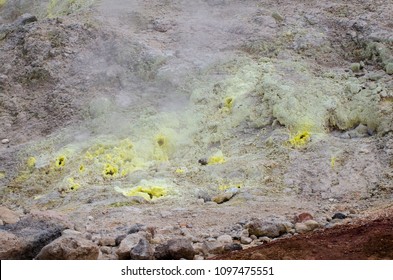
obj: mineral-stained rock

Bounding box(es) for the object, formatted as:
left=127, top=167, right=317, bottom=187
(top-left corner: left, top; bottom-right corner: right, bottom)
left=212, top=188, right=239, bottom=204
left=35, top=236, right=99, bottom=260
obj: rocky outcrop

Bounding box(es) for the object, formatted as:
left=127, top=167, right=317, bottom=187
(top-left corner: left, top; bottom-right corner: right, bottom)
left=35, top=236, right=99, bottom=260
left=0, top=211, right=73, bottom=259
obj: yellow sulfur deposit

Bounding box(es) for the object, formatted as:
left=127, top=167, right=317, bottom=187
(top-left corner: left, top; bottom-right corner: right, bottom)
left=153, top=134, right=170, bottom=161
left=55, top=155, right=66, bottom=168
left=331, top=156, right=336, bottom=168
left=221, top=97, right=234, bottom=113
left=218, top=184, right=242, bottom=191
left=175, top=168, right=185, bottom=174
left=288, top=130, right=311, bottom=148
left=102, top=163, right=118, bottom=178
left=27, top=157, right=36, bottom=169
left=208, top=150, right=226, bottom=165
left=82, top=138, right=140, bottom=179
left=123, top=186, right=167, bottom=200
left=67, top=178, right=80, bottom=192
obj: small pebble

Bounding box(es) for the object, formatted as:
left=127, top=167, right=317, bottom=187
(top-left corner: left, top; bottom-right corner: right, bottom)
left=1, top=139, right=10, bottom=144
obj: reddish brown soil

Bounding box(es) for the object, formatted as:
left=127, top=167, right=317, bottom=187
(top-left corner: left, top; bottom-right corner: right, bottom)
left=216, top=211, right=393, bottom=260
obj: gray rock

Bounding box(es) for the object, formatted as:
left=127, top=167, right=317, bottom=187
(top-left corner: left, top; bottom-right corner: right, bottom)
left=62, top=229, right=86, bottom=239
left=128, top=223, right=145, bottom=234
left=155, top=238, right=196, bottom=260
left=202, top=240, right=224, bottom=255
left=217, top=234, right=232, bottom=244
left=0, top=206, right=20, bottom=224
left=100, top=246, right=113, bottom=254
left=116, top=233, right=145, bottom=260
left=196, top=190, right=211, bottom=202
left=35, top=236, right=99, bottom=260
left=130, top=237, right=153, bottom=260
left=240, top=236, right=253, bottom=244
left=152, top=19, right=174, bottom=33
left=224, top=243, right=243, bottom=252
left=1, top=139, right=10, bottom=144
left=16, top=14, right=37, bottom=26
left=228, top=223, right=244, bottom=239
left=246, top=216, right=292, bottom=238
left=332, top=213, right=347, bottom=220
left=115, top=234, right=127, bottom=246
left=386, top=63, right=393, bottom=75
left=180, top=228, right=198, bottom=242
left=165, top=238, right=196, bottom=260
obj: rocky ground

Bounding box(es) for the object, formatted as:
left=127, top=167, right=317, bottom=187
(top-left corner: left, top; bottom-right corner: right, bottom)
left=0, top=0, right=393, bottom=260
